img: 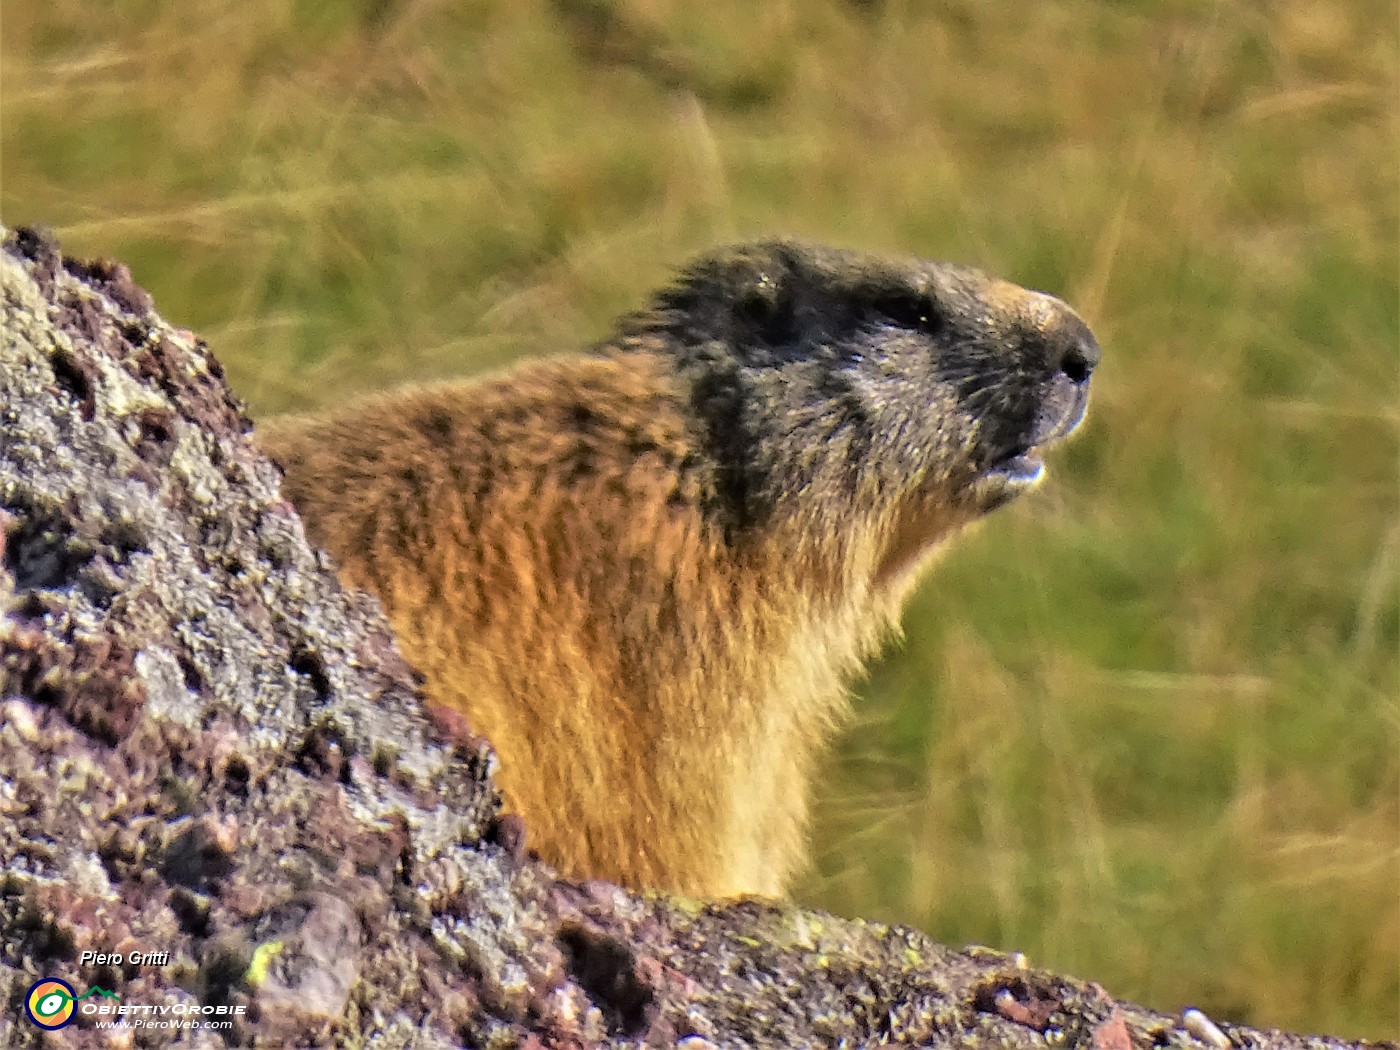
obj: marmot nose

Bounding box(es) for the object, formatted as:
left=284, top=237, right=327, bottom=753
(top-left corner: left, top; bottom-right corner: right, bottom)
left=1058, top=332, right=1100, bottom=385
left=1026, top=292, right=1101, bottom=385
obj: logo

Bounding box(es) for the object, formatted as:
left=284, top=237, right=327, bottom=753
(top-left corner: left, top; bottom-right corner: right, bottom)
left=25, top=979, right=77, bottom=1030
left=24, top=978, right=121, bottom=1030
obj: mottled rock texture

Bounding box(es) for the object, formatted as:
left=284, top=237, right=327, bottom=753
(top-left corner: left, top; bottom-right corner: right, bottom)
left=0, top=225, right=1385, bottom=1050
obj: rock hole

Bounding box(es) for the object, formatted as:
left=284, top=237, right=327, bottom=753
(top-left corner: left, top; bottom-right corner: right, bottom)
left=176, top=653, right=205, bottom=693
left=296, top=721, right=352, bottom=783
left=558, top=922, right=655, bottom=1038
left=4, top=507, right=96, bottom=591
left=49, top=347, right=97, bottom=420
left=198, top=941, right=249, bottom=1009
left=288, top=645, right=332, bottom=703
left=370, top=746, right=396, bottom=778
left=224, top=754, right=251, bottom=796
left=134, top=406, right=178, bottom=462
left=18, top=910, right=77, bottom=964
left=169, top=888, right=213, bottom=937
left=159, top=822, right=235, bottom=891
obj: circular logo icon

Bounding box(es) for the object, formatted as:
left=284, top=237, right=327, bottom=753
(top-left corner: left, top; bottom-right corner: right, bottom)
left=25, top=978, right=77, bottom=1030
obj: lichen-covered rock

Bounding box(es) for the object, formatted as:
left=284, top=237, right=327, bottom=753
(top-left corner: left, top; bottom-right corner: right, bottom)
left=0, top=225, right=1386, bottom=1050
left=0, top=225, right=545, bottom=1048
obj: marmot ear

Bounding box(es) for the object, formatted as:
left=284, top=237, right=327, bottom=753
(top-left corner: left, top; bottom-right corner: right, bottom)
left=734, top=271, right=798, bottom=346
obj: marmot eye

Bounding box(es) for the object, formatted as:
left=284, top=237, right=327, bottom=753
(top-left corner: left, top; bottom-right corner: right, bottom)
left=867, top=293, right=942, bottom=335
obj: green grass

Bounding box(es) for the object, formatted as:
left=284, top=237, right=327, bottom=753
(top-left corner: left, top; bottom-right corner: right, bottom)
left=4, top=0, right=1396, bottom=1037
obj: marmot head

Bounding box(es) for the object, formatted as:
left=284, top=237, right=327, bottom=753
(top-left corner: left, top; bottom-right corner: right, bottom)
left=617, top=240, right=1099, bottom=575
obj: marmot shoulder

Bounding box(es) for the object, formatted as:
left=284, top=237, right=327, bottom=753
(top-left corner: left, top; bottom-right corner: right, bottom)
left=259, top=240, right=1100, bottom=897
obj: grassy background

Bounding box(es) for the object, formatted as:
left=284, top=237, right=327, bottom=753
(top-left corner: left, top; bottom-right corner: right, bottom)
left=4, top=0, right=1396, bottom=1037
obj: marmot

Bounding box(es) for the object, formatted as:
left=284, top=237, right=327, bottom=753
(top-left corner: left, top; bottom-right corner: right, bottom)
left=259, top=240, right=1099, bottom=898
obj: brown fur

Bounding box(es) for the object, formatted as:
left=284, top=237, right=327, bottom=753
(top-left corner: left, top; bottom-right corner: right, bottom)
left=260, top=241, right=1099, bottom=897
